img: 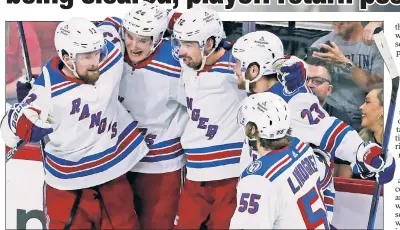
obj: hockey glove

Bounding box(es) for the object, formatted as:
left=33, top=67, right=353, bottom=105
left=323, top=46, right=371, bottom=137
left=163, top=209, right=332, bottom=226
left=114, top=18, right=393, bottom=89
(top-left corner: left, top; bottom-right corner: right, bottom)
left=8, top=94, right=53, bottom=143
left=16, top=76, right=33, bottom=103
left=353, top=141, right=396, bottom=185
left=376, top=154, right=396, bottom=185
left=273, top=55, right=308, bottom=94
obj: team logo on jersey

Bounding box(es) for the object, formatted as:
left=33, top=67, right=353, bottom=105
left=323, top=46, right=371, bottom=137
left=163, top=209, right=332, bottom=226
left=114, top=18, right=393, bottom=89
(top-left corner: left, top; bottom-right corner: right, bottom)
left=247, top=160, right=262, bottom=174
left=172, top=45, right=180, bottom=61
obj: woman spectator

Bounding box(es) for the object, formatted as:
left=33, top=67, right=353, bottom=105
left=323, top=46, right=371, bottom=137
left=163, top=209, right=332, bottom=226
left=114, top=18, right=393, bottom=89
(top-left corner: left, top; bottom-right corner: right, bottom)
left=345, top=88, right=384, bottom=181
left=359, top=88, right=384, bottom=145
left=331, top=87, right=383, bottom=179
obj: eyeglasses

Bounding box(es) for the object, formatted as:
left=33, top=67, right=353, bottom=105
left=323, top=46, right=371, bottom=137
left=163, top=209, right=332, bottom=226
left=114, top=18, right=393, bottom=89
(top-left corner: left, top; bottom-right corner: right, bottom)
left=307, top=76, right=331, bottom=86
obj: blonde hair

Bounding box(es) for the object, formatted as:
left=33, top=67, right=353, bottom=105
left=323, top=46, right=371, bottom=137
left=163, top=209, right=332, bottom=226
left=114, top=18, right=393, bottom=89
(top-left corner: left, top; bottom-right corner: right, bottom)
left=358, top=128, right=375, bottom=142
left=377, top=87, right=383, bottom=107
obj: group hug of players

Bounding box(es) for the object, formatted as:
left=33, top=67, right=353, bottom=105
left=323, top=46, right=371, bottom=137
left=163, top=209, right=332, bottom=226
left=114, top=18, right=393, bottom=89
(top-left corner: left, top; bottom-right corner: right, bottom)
left=1, top=2, right=396, bottom=229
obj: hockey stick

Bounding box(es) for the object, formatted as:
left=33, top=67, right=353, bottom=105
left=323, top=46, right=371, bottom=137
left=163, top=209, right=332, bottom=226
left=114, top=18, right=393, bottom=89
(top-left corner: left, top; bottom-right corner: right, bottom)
left=17, top=22, right=33, bottom=82
left=5, top=22, right=33, bottom=163
left=367, top=27, right=400, bottom=229
left=5, top=22, right=52, bottom=163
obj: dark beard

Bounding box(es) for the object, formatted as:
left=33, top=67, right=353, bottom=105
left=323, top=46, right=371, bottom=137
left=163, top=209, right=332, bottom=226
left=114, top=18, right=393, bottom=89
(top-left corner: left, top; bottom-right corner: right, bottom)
left=194, top=63, right=202, bottom=71
left=187, top=61, right=202, bottom=71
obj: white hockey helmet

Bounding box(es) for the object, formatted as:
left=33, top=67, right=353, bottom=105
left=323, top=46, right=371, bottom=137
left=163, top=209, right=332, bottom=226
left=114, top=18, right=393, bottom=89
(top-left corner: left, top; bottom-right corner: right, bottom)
left=172, top=6, right=225, bottom=71
left=231, top=31, right=284, bottom=93
left=237, top=92, right=290, bottom=140
left=54, top=17, right=107, bottom=78
left=123, top=1, right=168, bottom=53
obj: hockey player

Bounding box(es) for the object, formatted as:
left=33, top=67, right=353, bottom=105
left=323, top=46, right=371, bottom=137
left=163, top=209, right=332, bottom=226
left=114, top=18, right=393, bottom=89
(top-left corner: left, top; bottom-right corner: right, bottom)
left=231, top=31, right=395, bottom=221
left=230, top=31, right=336, bottom=222
left=97, top=2, right=188, bottom=229
left=230, top=92, right=330, bottom=229
left=2, top=17, right=149, bottom=229
left=171, top=6, right=247, bottom=229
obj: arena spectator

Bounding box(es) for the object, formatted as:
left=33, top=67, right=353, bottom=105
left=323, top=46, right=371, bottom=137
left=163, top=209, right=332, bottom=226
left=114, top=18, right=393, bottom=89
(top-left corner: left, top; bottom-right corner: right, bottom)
left=324, top=87, right=385, bottom=180
left=311, top=21, right=384, bottom=132
left=306, top=57, right=353, bottom=126
left=359, top=88, right=384, bottom=145
left=350, top=87, right=384, bottom=181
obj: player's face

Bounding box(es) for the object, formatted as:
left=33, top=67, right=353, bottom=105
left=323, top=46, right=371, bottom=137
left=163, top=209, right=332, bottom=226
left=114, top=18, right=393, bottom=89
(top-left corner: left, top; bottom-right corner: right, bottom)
left=75, top=50, right=101, bottom=84
left=360, top=89, right=383, bottom=130
left=306, top=65, right=332, bottom=105
left=124, top=30, right=153, bottom=64
left=177, top=40, right=203, bottom=70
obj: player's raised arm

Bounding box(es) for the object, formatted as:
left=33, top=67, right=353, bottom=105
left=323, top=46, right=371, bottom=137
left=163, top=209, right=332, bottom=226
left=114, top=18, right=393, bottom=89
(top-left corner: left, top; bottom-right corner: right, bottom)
left=97, top=16, right=124, bottom=51
left=1, top=80, right=53, bottom=147
left=289, top=92, right=395, bottom=184
left=273, top=55, right=308, bottom=94
left=288, top=92, right=361, bottom=163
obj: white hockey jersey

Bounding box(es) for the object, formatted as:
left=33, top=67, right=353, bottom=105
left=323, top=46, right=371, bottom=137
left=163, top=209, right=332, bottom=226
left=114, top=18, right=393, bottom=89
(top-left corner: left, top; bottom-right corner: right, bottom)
left=97, top=17, right=124, bottom=52
left=239, top=82, right=363, bottom=222
left=268, top=82, right=363, bottom=164
left=230, top=137, right=330, bottom=229
left=180, top=47, right=247, bottom=182
left=4, top=40, right=149, bottom=190
left=98, top=17, right=188, bottom=173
